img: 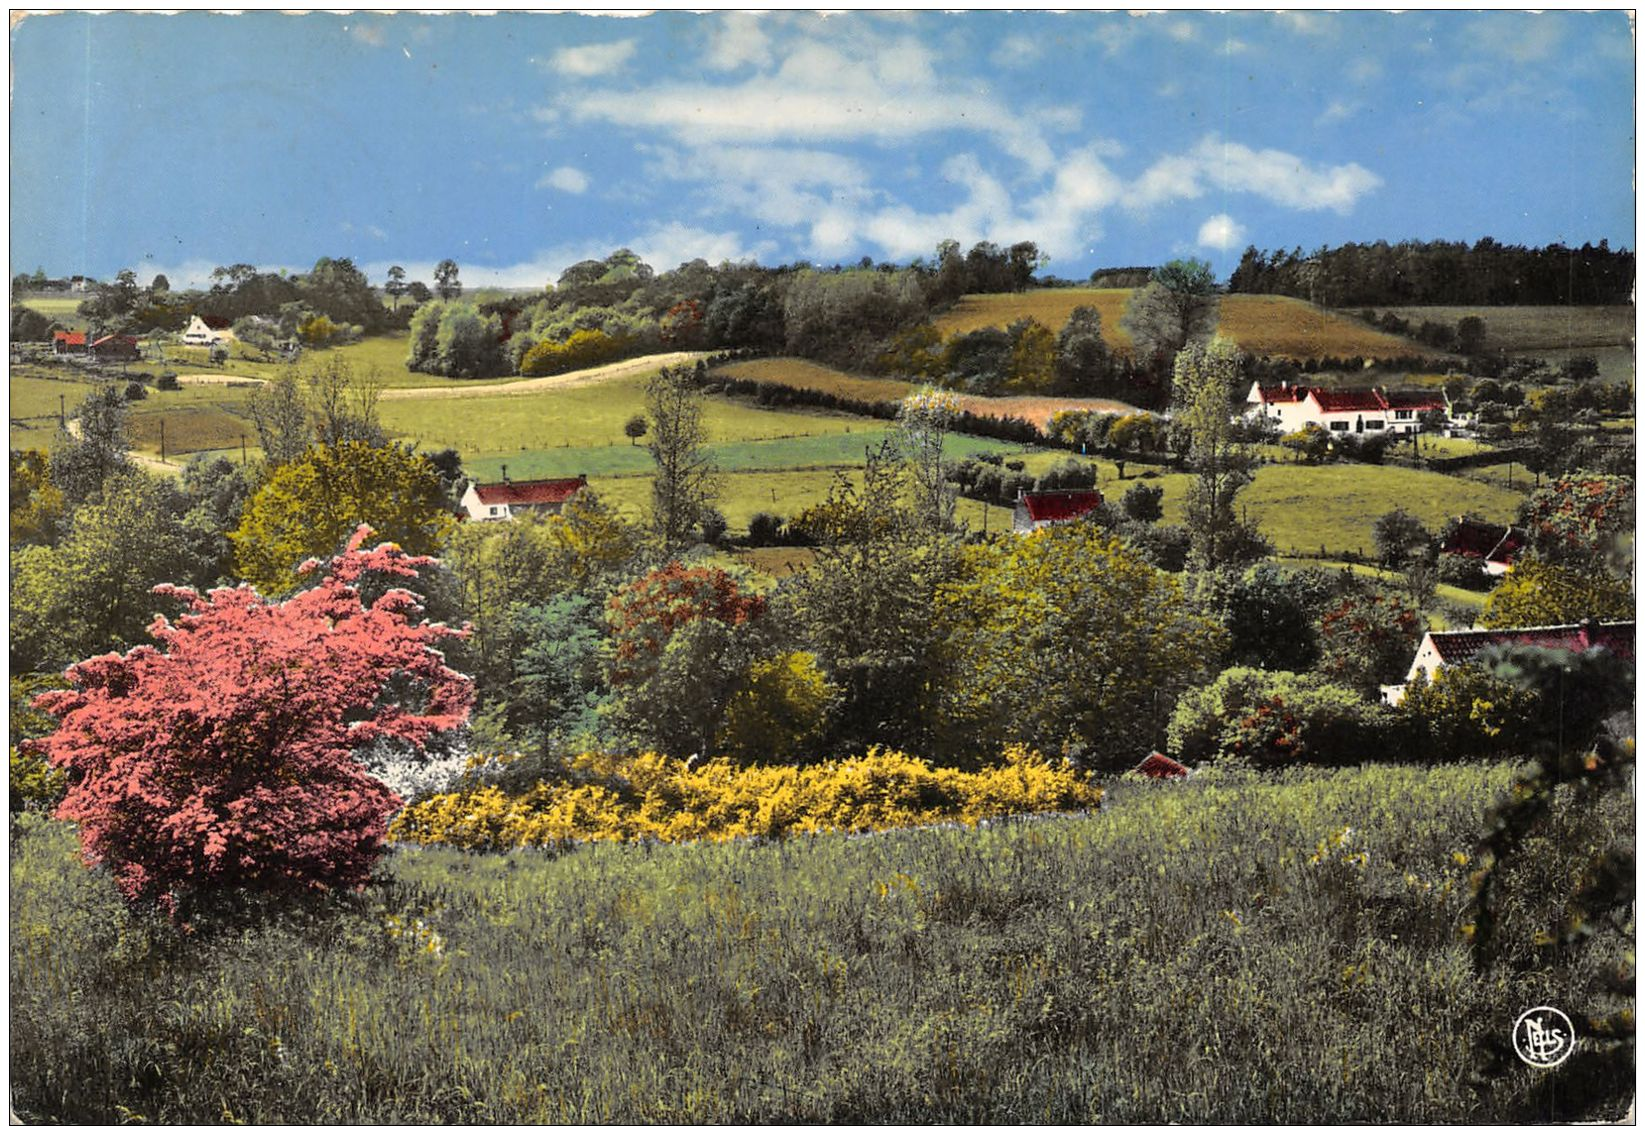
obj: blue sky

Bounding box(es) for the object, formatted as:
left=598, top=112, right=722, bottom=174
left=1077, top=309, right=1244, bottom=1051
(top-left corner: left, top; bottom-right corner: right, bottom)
left=9, top=10, right=1636, bottom=290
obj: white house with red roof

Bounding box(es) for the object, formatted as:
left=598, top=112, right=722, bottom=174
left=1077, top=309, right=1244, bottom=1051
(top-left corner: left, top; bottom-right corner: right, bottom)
left=182, top=314, right=233, bottom=347
left=1012, top=488, right=1103, bottom=534
left=1245, top=381, right=1449, bottom=437
left=1380, top=619, right=1635, bottom=705
left=460, top=474, right=588, bottom=521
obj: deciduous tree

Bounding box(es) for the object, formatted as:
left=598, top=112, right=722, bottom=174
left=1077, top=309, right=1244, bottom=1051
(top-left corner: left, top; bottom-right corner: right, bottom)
left=230, top=441, right=455, bottom=597
left=645, top=364, right=719, bottom=550
left=27, top=531, right=472, bottom=918
left=1172, top=337, right=1262, bottom=570
left=1121, top=257, right=1219, bottom=366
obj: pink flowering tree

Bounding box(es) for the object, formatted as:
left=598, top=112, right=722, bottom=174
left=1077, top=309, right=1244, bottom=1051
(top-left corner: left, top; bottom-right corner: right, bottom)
left=29, top=527, right=472, bottom=918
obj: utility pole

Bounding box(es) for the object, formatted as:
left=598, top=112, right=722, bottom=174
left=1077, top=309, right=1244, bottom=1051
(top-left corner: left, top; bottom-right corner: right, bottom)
left=241, top=435, right=247, bottom=465
left=160, top=419, right=166, bottom=463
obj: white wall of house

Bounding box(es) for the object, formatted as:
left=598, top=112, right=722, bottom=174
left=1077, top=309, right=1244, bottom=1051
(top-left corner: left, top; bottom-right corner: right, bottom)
left=459, top=483, right=509, bottom=522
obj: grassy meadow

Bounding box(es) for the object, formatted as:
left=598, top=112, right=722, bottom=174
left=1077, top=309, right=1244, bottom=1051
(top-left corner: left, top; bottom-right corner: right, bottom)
left=1368, top=304, right=1635, bottom=383
left=12, top=759, right=1632, bottom=1125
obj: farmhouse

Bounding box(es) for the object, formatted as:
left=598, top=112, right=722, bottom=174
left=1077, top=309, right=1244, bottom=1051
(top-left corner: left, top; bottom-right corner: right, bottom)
left=90, top=333, right=139, bottom=361
left=51, top=330, right=88, bottom=355
left=1245, top=381, right=1450, bottom=436
left=460, top=474, right=588, bottom=522
left=182, top=314, right=233, bottom=347
left=1380, top=619, right=1635, bottom=705
left=1439, top=517, right=1527, bottom=576
left=1012, top=488, right=1103, bottom=534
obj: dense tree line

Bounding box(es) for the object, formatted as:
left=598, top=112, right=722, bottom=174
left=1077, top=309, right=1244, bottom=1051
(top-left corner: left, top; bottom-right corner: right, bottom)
left=1228, top=238, right=1634, bottom=307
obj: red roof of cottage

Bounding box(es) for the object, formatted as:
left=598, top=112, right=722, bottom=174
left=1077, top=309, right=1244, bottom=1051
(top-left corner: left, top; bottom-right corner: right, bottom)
left=473, top=477, right=587, bottom=506
left=53, top=331, right=87, bottom=346
left=1134, top=752, right=1191, bottom=780
left=1021, top=489, right=1103, bottom=523
left=1426, top=621, right=1634, bottom=665
left=1383, top=389, right=1448, bottom=412
left=1308, top=387, right=1388, bottom=413
left=1440, top=518, right=1526, bottom=564
left=1252, top=383, right=1308, bottom=404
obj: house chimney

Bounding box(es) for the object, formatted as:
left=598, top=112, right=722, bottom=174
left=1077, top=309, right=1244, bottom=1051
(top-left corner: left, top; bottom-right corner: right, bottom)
left=578, top=473, right=587, bottom=482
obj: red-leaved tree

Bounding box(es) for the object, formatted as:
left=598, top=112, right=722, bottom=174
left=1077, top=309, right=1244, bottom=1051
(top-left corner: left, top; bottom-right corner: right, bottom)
left=606, top=562, right=766, bottom=686
left=29, top=528, right=472, bottom=917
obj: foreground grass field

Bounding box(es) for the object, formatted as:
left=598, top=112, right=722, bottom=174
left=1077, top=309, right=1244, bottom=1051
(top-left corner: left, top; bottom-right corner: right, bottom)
left=12, top=759, right=1630, bottom=1124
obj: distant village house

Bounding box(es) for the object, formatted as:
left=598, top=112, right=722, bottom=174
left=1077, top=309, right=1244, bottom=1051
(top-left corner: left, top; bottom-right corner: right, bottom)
left=182, top=314, right=234, bottom=347
left=1439, top=517, right=1527, bottom=577
left=52, top=330, right=88, bottom=355
left=1013, top=489, right=1103, bottom=534
left=1245, top=381, right=1450, bottom=436
left=90, top=334, right=140, bottom=361
left=460, top=473, right=589, bottom=522
left=1381, top=620, right=1635, bottom=705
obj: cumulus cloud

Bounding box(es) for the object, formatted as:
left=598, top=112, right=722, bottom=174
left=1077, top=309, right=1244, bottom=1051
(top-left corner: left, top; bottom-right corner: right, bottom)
left=1196, top=213, right=1246, bottom=251
left=706, top=13, right=772, bottom=70
left=1129, top=135, right=1381, bottom=214
left=992, top=35, right=1041, bottom=68
left=538, top=165, right=590, bottom=194
left=549, top=39, right=637, bottom=79
left=554, top=32, right=1060, bottom=173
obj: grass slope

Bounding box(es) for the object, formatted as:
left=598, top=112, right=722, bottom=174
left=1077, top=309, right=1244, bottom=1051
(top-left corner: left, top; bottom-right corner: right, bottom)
left=1218, top=295, right=1442, bottom=361
left=12, top=760, right=1630, bottom=1124
left=931, top=288, right=1135, bottom=348
left=1369, top=304, right=1635, bottom=383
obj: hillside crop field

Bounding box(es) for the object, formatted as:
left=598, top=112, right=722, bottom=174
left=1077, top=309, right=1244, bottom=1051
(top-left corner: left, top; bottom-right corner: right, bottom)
left=931, top=287, right=1135, bottom=348
left=12, top=759, right=1631, bottom=1124
left=17, top=293, right=88, bottom=326
left=713, top=357, right=917, bottom=402
left=1367, top=304, right=1635, bottom=382
left=1218, top=295, right=1441, bottom=361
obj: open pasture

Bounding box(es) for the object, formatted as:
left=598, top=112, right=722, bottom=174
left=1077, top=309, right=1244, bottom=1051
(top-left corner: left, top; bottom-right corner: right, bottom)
left=379, top=372, right=877, bottom=459
left=1369, top=304, right=1634, bottom=352
left=930, top=287, right=1135, bottom=348
left=713, top=357, right=916, bottom=401
left=17, top=293, right=88, bottom=327
left=1218, top=295, right=1442, bottom=361
left=588, top=467, right=1012, bottom=535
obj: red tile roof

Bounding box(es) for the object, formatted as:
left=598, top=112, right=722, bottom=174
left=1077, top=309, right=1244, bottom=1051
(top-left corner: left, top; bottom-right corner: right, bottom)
left=1253, top=383, right=1308, bottom=404
left=473, top=477, right=587, bottom=507
left=1308, top=387, right=1388, bottom=413
left=1383, top=389, right=1449, bottom=412
left=53, top=331, right=87, bottom=347
left=1134, top=752, right=1191, bottom=780
left=1441, top=518, right=1526, bottom=563
left=1427, top=621, right=1633, bottom=665
left=1021, top=489, right=1103, bottom=523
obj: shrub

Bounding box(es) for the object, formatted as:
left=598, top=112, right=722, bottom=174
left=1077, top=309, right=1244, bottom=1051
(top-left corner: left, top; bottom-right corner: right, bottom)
left=1436, top=551, right=1493, bottom=592
left=1397, top=662, right=1540, bottom=760
left=1120, top=483, right=1164, bottom=524
left=155, top=372, right=180, bottom=391
left=1035, top=456, right=1096, bottom=492
left=747, top=511, right=786, bottom=546
left=606, top=563, right=766, bottom=687
left=1167, top=667, right=1392, bottom=766
left=25, top=530, right=473, bottom=919
left=391, top=746, right=1101, bottom=848
left=122, top=380, right=147, bottom=401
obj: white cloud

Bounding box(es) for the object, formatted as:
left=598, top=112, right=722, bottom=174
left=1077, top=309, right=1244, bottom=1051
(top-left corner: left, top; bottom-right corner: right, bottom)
left=992, top=35, right=1041, bottom=68
left=1317, top=100, right=1356, bottom=125
left=706, top=13, right=772, bottom=71
left=554, top=32, right=1061, bottom=173
left=348, top=23, right=384, bottom=47
left=1217, top=37, right=1250, bottom=57
left=1469, top=13, right=1564, bottom=63
left=1196, top=213, right=1246, bottom=251
left=538, top=165, right=590, bottom=194
left=645, top=144, right=872, bottom=231
left=1275, top=12, right=1334, bottom=38
left=1129, top=135, right=1381, bottom=215
left=548, top=39, right=637, bottom=79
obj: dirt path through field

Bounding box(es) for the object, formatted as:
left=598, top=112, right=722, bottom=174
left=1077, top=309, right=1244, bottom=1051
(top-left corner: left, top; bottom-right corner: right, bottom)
left=380, top=352, right=708, bottom=400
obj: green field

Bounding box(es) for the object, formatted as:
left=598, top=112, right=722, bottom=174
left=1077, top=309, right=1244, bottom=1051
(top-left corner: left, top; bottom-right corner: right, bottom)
left=714, top=357, right=916, bottom=402
left=1368, top=304, right=1635, bottom=383
left=12, top=759, right=1630, bottom=1124
left=17, top=293, right=87, bottom=327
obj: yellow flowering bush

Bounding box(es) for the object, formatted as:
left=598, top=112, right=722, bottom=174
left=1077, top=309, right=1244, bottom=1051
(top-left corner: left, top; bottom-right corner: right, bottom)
left=390, top=746, right=1102, bottom=850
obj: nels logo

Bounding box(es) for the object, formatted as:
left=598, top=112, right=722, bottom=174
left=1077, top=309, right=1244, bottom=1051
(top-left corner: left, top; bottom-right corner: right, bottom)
left=1513, top=1006, right=1576, bottom=1069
